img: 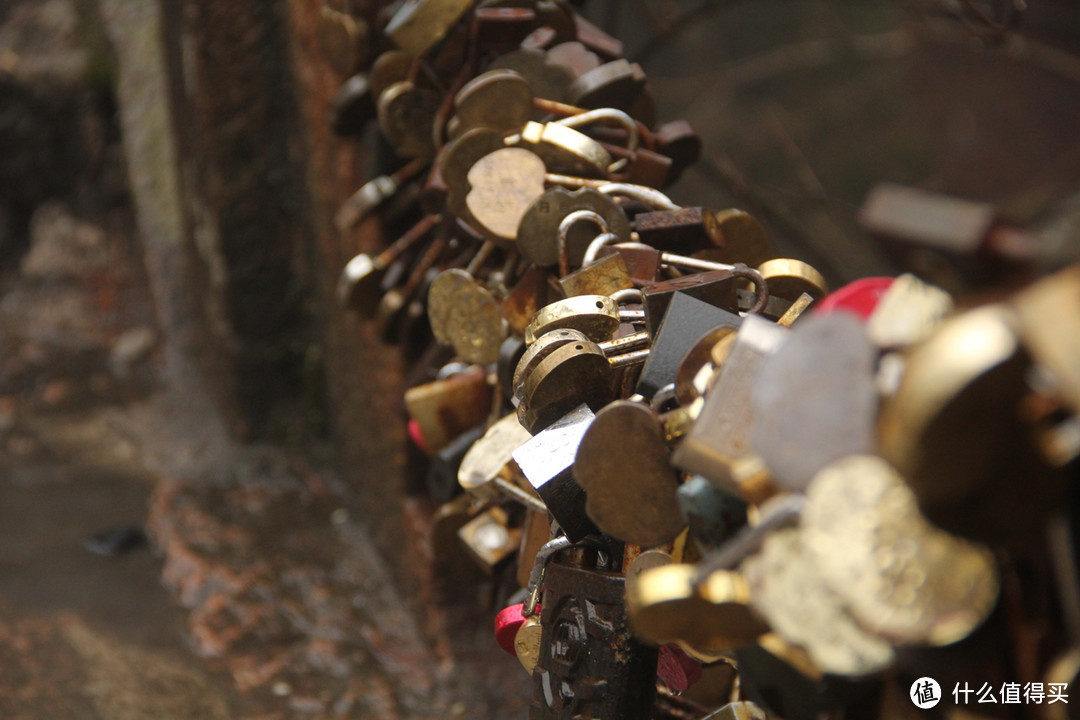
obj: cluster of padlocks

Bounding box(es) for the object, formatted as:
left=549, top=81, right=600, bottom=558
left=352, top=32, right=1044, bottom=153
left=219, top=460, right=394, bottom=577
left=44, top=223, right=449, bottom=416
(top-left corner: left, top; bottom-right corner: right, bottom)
left=322, top=1, right=1080, bottom=718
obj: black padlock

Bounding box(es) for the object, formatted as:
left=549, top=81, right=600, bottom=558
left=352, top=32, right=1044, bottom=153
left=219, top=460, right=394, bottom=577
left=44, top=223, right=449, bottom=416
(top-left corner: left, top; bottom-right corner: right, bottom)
left=531, top=556, right=658, bottom=720
left=424, top=423, right=485, bottom=504
left=636, top=292, right=742, bottom=398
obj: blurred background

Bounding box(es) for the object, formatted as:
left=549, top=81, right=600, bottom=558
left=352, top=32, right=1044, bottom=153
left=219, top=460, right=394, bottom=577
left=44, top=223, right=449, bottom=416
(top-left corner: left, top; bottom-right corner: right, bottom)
left=0, top=1, right=1077, bottom=718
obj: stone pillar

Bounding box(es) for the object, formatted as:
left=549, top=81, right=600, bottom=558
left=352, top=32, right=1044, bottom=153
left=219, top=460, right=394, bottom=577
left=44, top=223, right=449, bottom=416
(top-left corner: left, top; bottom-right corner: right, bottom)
left=100, top=0, right=415, bottom=591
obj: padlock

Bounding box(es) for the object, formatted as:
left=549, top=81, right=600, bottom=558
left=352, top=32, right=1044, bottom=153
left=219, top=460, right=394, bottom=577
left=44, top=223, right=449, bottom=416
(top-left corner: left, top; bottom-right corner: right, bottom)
left=597, top=244, right=662, bottom=282
left=488, top=45, right=575, bottom=103
left=677, top=475, right=748, bottom=551
left=749, top=312, right=878, bottom=492
left=472, top=7, right=540, bottom=56
left=572, top=399, right=686, bottom=547
left=636, top=292, right=742, bottom=399
left=546, top=40, right=602, bottom=80
left=495, top=2, right=578, bottom=48
left=384, top=0, right=475, bottom=57
left=814, top=276, right=894, bottom=319
left=369, top=49, right=411, bottom=99
left=858, top=182, right=996, bottom=256
left=568, top=12, right=623, bottom=60
left=514, top=534, right=572, bottom=673
left=451, top=69, right=535, bottom=138
left=558, top=252, right=633, bottom=298
left=753, top=258, right=828, bottom=303
left=426, top=267, right=508, bottom=364
left=625, top=562, right=768, bottom=653
left=515, top=328, right=648, bottom=433
left=531, top=555, right=658, bottom=720
left=511, top=404, right=599, bottom=541
left=549, top=107, right=642, bottom=175
left=334, top=157, right=427, bottom=232
left=579, top=232, right=772, bottom=317
left=516, top=186, right=631, bottom=268
left=495, top=601, right=536, bottom=655
left=802, top=455, right=1000, bottom=647
left=613, top=145, right=672, bottom=189
left=441, top=127, right=515, bottom=233
left=877, top=304, right=1066, bottom=545
left=502, top=265, right=564, bottom=336
left=377, top=80, right=442, bottom=159
left=451, top=68, right=635, bottom=148
left=404, top=365, right=492, bottom=454
left=653, top=120, right=702, bottom=184
left=523, top=294, right=625, bottom=344
left=553, top=211, right=633, bottom=296
left=462, top=146, right=548, bottom=246
left=566, top=58, right=647, bottom=116
left=318, top=1, right=371, bottom=78
left=337, top=213, right=437, bottom=311
left=510, top=119, right=614, bottom=178
left=513, top=324, right=647, bottom=392
left=709, top=208, right=772, bottom=268
left=672, top=315, right=788, bottom=500
left=329, top=72, right=376, bottom=136
left=457, top=412, right=539, bottom=506
left=633, top=207, right=728, bottom=255
left=656, top=643, right=704, bottom=695
left=865, top=273, right=953, bottom=349
left=740, top=528, right=894, bottom=677
left=424, top=423, right=485, bottom=504
left=457, top=504, right=522, bottom=575
left=640, top=269, right=741, bottom=340
left=624, top=548, right=676, bottom=601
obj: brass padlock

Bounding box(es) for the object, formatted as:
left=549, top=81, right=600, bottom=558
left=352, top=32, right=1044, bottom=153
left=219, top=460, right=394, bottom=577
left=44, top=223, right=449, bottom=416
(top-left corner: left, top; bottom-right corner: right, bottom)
left=573, top=399, right=685, bottom=548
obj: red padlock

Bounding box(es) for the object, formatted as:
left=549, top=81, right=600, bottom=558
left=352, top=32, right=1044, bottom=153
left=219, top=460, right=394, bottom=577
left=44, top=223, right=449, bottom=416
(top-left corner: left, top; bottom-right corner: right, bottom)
left=814, top=276, right=894, bottom=321
left=657, top=644, right=702, bottom=693
left=494, top=602, right=539, bottom=655
left=407, top=418, right=430, bottom=455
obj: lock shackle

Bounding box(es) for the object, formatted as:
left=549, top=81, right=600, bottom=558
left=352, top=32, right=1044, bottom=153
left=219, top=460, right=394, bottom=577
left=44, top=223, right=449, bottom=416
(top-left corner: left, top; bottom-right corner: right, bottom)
left=658, top=252, right=773, bottom=316
left=611, top=287, right=643, bottom=305
left=581, top=232, right=623, bottom=266
left=731, top=265, right=770, bottom=315
left=557, top=210, right=610, bottom=276
left=555, top=108, right=639, bottom=173
left=691, top=494, right=806, bottom=589
left=598, top=183, right=680, bottom=211
left=598, top=330, right=650, bottom=356
left=651, top=383, right=679, bottom=411
left=523, top=534, right=614, bottom=616
left=525, top=535, right=572, bottom=616
left=492, top=476, right=547, bottom=514
left=465, top=238, right=498, bottom=276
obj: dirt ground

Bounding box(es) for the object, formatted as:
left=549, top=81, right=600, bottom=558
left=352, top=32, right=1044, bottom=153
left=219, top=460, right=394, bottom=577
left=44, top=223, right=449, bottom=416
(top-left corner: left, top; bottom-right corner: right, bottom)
left=0, top=199, right=531, bottom=720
